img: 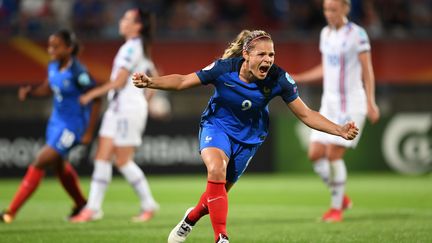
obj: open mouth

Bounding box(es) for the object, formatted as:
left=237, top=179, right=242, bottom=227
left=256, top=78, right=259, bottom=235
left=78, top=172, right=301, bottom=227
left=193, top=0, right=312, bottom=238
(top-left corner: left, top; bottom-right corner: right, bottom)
left=259, top=65, right=270, bottom=74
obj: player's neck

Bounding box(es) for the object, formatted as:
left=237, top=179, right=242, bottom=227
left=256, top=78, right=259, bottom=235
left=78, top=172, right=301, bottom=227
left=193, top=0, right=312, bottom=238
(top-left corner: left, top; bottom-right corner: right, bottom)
left=334, top=17, right=348, bottom=30
left=59, top=57, right=72, bottom=71
left=239, top=62, right=254, bottom=83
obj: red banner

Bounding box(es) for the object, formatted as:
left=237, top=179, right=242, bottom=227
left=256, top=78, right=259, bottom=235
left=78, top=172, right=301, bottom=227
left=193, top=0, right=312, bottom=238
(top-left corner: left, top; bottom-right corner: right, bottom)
left=0, top=39, right=431, bottom=86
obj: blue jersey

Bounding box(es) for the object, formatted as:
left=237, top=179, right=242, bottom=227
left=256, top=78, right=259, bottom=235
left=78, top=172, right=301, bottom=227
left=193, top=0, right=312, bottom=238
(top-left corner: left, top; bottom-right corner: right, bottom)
left=196, top=57, right=298, bottom=145
left=46, top=58, right=95, bottom=155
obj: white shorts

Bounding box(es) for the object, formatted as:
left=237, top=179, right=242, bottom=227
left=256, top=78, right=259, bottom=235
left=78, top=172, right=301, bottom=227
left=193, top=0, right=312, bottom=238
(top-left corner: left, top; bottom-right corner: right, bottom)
left=310, top=101, right=366, bottom=148
left=99, top=108, right=147, bottom=146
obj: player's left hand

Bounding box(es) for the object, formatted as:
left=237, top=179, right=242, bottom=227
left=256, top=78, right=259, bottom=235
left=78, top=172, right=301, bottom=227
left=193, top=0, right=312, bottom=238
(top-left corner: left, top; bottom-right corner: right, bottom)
left=340, top=121, right=359, bottom=140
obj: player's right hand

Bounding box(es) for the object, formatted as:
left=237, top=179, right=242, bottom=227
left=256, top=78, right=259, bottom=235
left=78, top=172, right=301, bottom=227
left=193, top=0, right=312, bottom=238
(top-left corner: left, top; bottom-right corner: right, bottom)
left=132, top=72, right=150, bottom=88
left=18, top=86, right=32, bottom=101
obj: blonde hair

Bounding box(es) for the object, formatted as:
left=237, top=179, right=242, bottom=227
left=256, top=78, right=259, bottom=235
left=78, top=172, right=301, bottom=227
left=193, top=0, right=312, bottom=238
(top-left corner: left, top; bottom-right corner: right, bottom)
left=222, top=30, right=272, bottom=59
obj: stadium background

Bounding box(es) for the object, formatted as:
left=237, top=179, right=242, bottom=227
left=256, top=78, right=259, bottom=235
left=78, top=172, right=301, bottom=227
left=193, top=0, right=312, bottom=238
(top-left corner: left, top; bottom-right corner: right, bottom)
left=0, top=0, right=431, bottom=177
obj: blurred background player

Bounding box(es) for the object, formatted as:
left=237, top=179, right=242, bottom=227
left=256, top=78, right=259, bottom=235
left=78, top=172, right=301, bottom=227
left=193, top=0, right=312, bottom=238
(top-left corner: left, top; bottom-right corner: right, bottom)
left=132, top=29, right=359, bottom=243
left=0, top=29, right=100, bottom=223
left=70, top=8, right=160, bottom=223
left=291, top=0, right=380, bottom=222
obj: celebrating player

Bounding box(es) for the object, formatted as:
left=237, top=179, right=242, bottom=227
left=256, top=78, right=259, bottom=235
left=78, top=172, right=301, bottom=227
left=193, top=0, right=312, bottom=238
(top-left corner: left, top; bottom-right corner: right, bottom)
left=132, top=29, right=359, bottom=243
left=291, top=0, right=380, bottom=222
left=1, top=29, right=100, bottom=223
left=70, top=8, right=159, bottom=223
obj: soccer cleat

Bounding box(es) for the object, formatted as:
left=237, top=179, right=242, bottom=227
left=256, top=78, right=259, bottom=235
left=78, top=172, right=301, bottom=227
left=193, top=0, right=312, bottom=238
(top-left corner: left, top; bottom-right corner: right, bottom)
left=67, top=203, right=86, bottom=220
left=0, top=210, right=14, bottom=224
left=167, top=207, right=194, bottom=243
left=322, top=208, right=343, bottom=223
left=69, top=208, right=103, bottom=223
left=342, top=195, right=353, bottom=211
left=132, top=210, right=157, bottom=223
left=216, top=233, right=229, bottom=243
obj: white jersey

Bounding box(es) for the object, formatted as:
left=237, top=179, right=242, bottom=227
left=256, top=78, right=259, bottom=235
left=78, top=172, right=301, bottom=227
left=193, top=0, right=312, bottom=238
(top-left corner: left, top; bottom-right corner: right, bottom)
left=108, top=37, right=155, bottom=112
left=310, top=22, right=371, bottom=148
left=99, top=38, right=154, bottom=146
left=319, top=22, right=370, bottom=114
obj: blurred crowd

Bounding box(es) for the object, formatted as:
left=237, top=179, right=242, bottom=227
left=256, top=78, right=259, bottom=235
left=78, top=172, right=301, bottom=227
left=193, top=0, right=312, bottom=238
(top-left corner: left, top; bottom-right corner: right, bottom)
left=1, top=0, right=431, bottom=40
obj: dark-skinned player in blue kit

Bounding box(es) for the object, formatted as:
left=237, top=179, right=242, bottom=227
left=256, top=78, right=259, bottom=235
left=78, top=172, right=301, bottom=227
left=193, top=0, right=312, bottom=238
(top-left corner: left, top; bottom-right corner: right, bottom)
left=1, top=29, right=100, bottom=223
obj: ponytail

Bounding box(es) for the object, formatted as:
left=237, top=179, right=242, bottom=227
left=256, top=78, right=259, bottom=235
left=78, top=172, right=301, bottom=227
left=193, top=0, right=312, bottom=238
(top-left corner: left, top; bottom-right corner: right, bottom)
left=222, top=30, right=272, bottom=59
left=222, top=30, right=250, bottom=59
left=135, top=8, right=155, bottom=58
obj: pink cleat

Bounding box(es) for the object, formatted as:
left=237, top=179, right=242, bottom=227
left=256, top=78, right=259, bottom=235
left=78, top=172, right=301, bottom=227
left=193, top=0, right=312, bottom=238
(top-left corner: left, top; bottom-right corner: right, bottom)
left=322, top=208, right=343, bottom=223
left=132, top=210, right=157, bottom=223
left=342, top=195, right=353, bottom=211
left=69, top=208, right=103, bottom=223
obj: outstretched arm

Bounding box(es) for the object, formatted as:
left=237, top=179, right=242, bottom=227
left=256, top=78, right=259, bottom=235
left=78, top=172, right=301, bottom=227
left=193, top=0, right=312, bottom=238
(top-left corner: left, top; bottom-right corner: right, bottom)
left=132, top=72, right=201, bottom=91
left=287, top=97, right=359, bottom=140
left=291, top=63, right=323, bottom=83
left=80, top=67, right=130, bottom=105
left=18, top=79, right=52, bottom=101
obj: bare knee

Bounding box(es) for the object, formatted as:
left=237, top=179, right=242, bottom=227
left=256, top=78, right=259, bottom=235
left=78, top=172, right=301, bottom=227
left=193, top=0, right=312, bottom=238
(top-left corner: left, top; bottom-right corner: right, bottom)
left=327, top=144, right=347, bottom=161
left=206, top=161, right=227, bottom=181
left=308, top=142, right=326, bottom=162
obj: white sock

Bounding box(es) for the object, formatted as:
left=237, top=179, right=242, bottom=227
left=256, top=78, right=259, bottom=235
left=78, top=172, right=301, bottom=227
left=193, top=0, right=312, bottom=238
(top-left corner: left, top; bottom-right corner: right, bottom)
left=313, top=158, right=330, bottom=187
left=118, top=161, right=158, bottom=211
left=330, top=159, right=347, bottom=210
left=86, top=160, right=112, bottom=211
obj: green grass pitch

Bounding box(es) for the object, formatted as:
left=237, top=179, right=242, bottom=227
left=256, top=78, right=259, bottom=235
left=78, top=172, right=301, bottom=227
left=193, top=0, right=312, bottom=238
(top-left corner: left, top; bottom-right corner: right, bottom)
left=1, top=173, right=431, bottom=242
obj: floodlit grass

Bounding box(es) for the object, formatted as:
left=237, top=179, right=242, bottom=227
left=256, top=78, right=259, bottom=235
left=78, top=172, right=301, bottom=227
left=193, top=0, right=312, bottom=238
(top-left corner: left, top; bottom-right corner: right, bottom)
left=1, top=173, right=431, bottom=242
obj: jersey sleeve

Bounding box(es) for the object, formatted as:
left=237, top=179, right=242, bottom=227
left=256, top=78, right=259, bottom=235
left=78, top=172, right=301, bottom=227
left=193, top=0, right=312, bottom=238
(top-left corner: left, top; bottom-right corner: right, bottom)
left=279, top=72, right=299, bottom=104
left=356, top=27, right=371, bottom=53
left=76, top=71, right=96, bottom=91
left=195, top=59, right=227, bottom=85
left=117, top=42, right=142, bottom=72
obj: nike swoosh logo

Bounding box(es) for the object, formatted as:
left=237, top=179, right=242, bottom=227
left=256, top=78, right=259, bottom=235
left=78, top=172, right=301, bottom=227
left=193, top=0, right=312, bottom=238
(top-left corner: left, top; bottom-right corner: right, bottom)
left=224, top=82, right=236, bottom=87
left=207, top=196, right=224, bottom=203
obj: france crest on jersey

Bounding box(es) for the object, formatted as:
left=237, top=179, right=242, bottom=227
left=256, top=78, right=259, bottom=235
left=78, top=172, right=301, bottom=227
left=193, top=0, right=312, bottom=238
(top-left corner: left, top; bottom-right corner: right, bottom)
left=196, top=57, right=298, bottom=145
left=46, top=58, right=96, bottom=156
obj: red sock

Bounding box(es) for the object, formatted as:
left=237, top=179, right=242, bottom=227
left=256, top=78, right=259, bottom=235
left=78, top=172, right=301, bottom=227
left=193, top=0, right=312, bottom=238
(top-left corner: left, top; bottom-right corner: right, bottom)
left=206, top=180, right=228, bottom=241
left=8, top=165, right=45, bottom=216
left=57, top=163, right=87, bottom=207
left=186, top=191, right=209, bottom=224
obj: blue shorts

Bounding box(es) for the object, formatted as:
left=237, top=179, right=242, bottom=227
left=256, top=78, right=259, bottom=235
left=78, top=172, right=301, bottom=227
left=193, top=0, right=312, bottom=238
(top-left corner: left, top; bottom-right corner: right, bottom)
left=46, top=120, right=82, bottom=157
left=199, top=122, right=261, bottom=183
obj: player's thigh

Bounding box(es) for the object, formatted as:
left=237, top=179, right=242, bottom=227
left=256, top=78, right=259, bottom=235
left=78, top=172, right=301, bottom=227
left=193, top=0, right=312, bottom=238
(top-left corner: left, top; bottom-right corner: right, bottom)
left=201, top=147, right=229, bottom=181
left=326, top=144, right=347, bottom=161
left=308, top=141, right=327, bottom=161
left=114, top=146, right=136, bottom=166
left=94, top=136, right=116, bottom=161
left=33, top=145, right=63, bottom=169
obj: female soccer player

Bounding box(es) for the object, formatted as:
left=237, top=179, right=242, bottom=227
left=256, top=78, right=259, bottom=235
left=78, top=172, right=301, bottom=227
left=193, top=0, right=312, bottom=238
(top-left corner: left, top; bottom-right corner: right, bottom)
left=291, top=0, right=380, bottom=222
left=1, top=29, right=100, bottom=223
left=70, top=8, right=159, bottom=223
left=132, top=29, right=359, bottom=243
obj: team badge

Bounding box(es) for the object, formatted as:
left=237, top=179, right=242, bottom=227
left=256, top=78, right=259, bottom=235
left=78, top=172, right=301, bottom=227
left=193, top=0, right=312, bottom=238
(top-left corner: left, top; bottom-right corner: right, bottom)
left=263, top=86, right=272, bottom=98
left=285, top=73, right=295, bottom=84
left=63, top=79, right=70, bottom=87
left=202, top=62, right=215, bottom=71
